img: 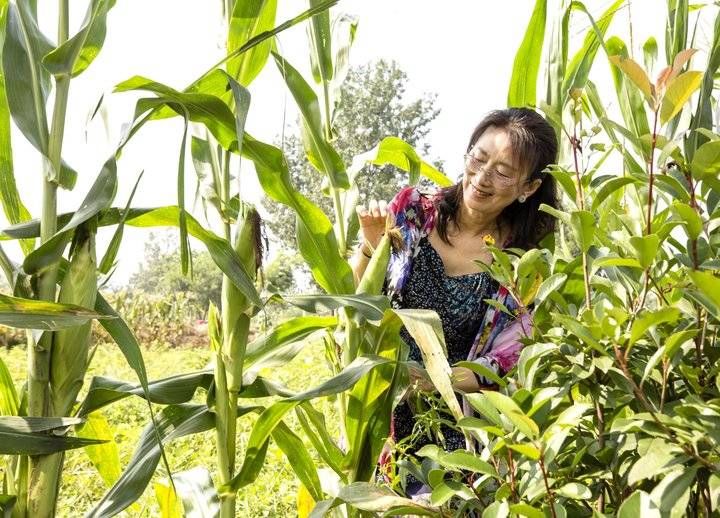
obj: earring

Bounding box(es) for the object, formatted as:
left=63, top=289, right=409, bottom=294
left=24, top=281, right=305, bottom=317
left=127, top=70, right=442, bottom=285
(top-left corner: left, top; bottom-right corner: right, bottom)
left=518, top=194, right=527, bottom=203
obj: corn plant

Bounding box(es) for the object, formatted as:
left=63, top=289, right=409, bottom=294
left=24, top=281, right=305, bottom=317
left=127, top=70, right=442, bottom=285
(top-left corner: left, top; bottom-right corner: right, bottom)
left=353, top=1, right=720, bottom=516
left=0, top=1, right=344, bottom=517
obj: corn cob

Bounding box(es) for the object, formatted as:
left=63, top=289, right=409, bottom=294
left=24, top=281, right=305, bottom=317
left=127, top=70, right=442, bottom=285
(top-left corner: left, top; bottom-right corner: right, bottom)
left=50, top=223, right=97, bottom=416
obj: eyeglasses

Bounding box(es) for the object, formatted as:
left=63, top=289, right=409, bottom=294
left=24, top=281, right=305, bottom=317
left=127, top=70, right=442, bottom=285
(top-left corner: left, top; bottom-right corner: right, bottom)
left=464, top=154, right=517, bottom=187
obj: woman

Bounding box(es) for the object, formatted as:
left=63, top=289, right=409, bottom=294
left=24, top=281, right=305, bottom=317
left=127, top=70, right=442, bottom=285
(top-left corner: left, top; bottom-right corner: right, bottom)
left=353, top=107, right=559, bottom=493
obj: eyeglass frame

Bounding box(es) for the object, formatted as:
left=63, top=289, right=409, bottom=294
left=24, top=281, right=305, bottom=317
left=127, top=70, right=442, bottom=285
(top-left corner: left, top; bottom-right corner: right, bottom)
left=462, top=153, right=527, bottom=188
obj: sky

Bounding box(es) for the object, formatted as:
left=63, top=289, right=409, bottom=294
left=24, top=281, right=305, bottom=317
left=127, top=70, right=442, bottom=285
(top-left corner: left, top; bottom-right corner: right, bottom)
left=5, top=0, right=715, bottom=285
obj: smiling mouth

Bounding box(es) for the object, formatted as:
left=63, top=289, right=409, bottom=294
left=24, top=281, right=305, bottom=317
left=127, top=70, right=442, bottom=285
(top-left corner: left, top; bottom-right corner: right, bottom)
left=471, top=184, right=493, bottom=197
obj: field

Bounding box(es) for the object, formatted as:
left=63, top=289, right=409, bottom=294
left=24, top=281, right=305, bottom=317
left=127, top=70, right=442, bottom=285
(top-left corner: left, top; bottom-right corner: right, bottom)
left=2, top=333, right=336, bottom=517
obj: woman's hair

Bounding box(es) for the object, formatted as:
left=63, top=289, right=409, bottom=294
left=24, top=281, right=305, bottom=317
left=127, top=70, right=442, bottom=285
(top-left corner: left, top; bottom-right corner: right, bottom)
left=435, top=107, right=559, bottom=250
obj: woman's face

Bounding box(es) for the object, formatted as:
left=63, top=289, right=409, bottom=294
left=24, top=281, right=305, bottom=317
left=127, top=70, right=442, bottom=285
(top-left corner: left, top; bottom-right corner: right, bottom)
left=461, top=126, right=541, bottom=216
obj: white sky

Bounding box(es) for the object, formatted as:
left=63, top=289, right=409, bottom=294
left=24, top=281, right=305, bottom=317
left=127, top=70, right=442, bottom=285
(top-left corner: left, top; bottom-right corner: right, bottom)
left=5, top=0, right=715, bottom=284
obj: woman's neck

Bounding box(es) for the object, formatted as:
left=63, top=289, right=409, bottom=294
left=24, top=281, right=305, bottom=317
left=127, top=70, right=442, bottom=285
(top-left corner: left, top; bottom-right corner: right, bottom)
left=456, top=203, right=502, bottom=238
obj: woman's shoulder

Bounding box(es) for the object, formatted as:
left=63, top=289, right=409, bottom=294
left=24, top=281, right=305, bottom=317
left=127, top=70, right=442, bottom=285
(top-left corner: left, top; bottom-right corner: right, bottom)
left=388, top=186, right=439, bottom=232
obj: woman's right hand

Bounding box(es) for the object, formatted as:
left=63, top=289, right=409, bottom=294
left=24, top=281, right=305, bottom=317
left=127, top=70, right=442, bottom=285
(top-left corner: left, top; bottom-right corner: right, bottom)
left=355, top=199, right=389, bottom=250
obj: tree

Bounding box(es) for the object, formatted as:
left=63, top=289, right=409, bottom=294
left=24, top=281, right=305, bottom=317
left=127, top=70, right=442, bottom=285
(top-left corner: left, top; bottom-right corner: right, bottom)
left=128, top=231, right=223, bottom=313
left=265, top=59, right=441, bottom=250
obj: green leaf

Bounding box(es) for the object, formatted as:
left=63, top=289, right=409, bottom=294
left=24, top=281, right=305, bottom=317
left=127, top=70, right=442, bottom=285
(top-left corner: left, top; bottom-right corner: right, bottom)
left=690, top=140, right=720, bottom=178
left=627, top=439, right=676, bottom=485
left=227, top=0, right=277, bottom=86
left=279, top=294, right=389, bottom=321
left=0, top=292, right=104, bottom=329
left=629, top=307, right=681, bottom=347
left=507, top=0, right=546, bottom=108
left=124, top=206, right=261, bottom=307
left=272, top=422, right=322, bottom=502
left=42, top=0, right=116, bottom=77
left=591, top=176, right=638, bottom=211
left=359, top=136, right=451, bottom=187
left=466, top=392, right=504, bottom=429
left=555, top=482, right=591, bottom=500
left=482, top=390, right=539, bottom=439
left=306, top=0, right=333, bottom=85
left=660, top=70, right=703, bottom=124
left=509, top=503, right=543, bottom=518
left=649, top=467, right=698, bottom=516
left=617, top=490, right=661, bottom=518
left=629, top=234, right=660, bottom=269
left=394, top=309, right=465, bottom=422
left=190, top=136, right=222, bottom=216
left=671, top=202, right=703, bottom=239
left=88, top=405, right=237, bottom=518
left=642, top=37, right=658, bottom=73
left=345, top=311, right=405, bottom=481
left=173, top=467, right=220, bottom=517
left=562, top=0, right=624, bottom=94
left=482, top=500, right=510, bottom=518
left=243, top=135, right=353, bottom=293
left=570, top=210, right=595, bottom=252
left=99, top=171, right=143, bottom=274
left=2, top=3, right=51, bottom=155
left=229, top=356, right=391, bottom=492
left=456, top=360, right=507, bottom=387
left=23, top=157, right=117, bottom=274
left=154, top=481, right=182, bottom=518
left=0, top=354, right=18, bottom=416
left=0, top=416, right=105, bottom=455
left=687, top=270, right=720, bottom=320
left=76, top=411, right=122, bottom=488
left=0, top=55, right=33, bottom=255
left=539, top=203, right=570, bottom=224
left=507, top=443, right=541, bottom=460
left=272, top=52, right=348, bottom=189
left=534, top=273, right=567, bottom=306
left=438, top=450, right=498, bottom=477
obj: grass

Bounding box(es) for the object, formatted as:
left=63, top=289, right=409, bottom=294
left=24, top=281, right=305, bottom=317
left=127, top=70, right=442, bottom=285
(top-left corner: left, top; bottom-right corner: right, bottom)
left=2, top=327, right=338, bottom=517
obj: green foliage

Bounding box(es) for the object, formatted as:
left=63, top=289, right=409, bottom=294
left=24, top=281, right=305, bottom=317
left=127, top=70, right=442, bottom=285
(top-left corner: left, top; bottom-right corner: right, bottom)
left=265, top=60, right=440, bottom=250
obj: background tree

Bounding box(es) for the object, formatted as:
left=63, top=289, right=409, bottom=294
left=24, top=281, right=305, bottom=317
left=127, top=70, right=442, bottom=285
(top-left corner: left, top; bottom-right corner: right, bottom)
left=128, top=231, right=223, bottom=313
left=265, top=59, right=441, bottom=250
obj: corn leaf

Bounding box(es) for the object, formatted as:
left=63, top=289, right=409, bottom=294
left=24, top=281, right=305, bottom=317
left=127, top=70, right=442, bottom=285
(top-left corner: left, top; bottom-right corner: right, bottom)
left=358, top=137, right=451, bottom=188
left=280, top=294, right=389, bottom=321
left=227, top=0, right=277, bottom=86
left=173, top=468, right=220, bottom=518
left=0, top=292, right=103, bottom=329
left=0, top=14, right=32, bottom=255
left=76, top=411, right=122, bottom=488
left=122, top=206, right=261, bottom=307
left=243, top=135, right=353, bottom=294
left=0, top=416, right=105, bottom=455
left=42, top=0, right=116, bottom=77
left=507, top=0, right=546, bottom=108
left=23, top=157, right=117, bottom=274
left=272, top=422, right=323, bottom=502
left=544, top=1, right=570, bottom=125
left=2, top=3, right=51, bottom=155
left=307, top=0, right=333, bottom=84
left=229, top=356, right=392, bottom=492
left=272, top=51, right=348, bottom=189
left=88, top=404, right=245, bottom=518
left=0, top=354, right=18, bottom=416
left=99, top=171, right=143, bottom=274
left=345, top=311, right=406, bottom=481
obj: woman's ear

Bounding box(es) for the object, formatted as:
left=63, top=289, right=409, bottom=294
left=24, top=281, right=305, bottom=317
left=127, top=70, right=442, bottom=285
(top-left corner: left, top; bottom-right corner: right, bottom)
left=523, top=178, right=543, bottom=199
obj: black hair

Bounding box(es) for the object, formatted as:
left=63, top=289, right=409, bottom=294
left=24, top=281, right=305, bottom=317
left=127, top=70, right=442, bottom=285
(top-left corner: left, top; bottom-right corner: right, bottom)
left=435, top=107, right=559, bottom=250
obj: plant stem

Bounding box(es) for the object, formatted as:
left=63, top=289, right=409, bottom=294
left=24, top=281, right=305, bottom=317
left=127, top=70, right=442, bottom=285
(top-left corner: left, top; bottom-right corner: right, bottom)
left=570, top=127, right=591, bottom=310
left=538, top=456, right=557, bottom=518
left=645, top=109, right=659, bottom=234
left=594, top=373, right=606, bottom=513
left=28, top=2, right=71, bottom=516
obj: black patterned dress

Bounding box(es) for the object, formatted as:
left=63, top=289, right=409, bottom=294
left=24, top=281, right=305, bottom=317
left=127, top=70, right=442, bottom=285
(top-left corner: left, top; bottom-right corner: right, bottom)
left=390, top=236, right=498, bottom=453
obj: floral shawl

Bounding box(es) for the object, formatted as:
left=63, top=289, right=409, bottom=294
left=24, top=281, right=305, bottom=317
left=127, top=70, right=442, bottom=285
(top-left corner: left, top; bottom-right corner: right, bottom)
left=385, top=186, right=533, bottom=387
